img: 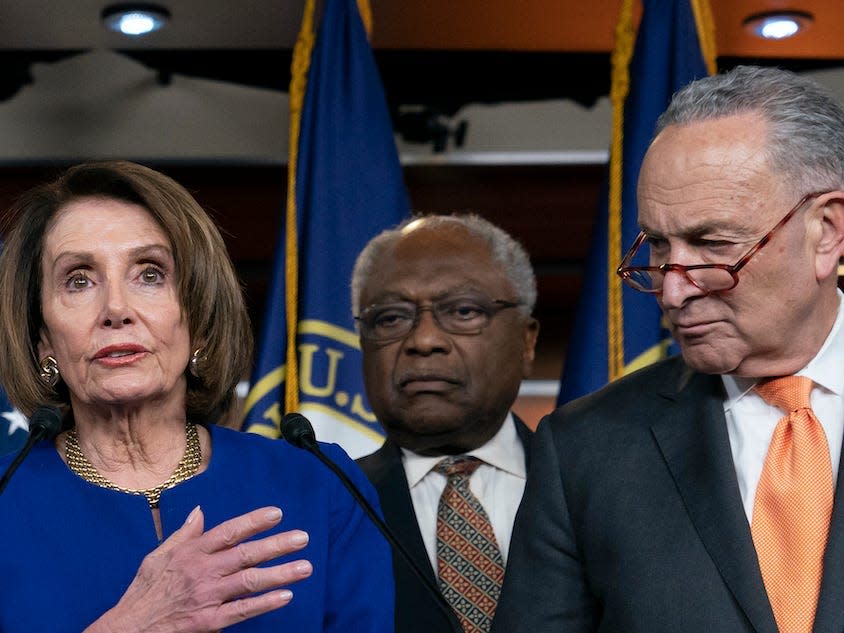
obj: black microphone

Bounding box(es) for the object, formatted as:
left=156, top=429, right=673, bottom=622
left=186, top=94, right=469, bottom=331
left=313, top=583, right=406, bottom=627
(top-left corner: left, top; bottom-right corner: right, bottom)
left=0, top=405, right=62, bottom=495
left=281, top=412, right=457, bottom=625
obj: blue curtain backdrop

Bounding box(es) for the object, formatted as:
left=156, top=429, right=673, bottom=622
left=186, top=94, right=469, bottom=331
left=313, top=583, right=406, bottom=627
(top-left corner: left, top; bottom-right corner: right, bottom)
left=241, top=0, right=410, bottom=458
left=557, top=0, right=715, bottom=405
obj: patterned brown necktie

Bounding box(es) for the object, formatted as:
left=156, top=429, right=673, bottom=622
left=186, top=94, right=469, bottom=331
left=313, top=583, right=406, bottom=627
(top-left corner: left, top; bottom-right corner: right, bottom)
left=435, top=456, right=505, bottom=633
left=751, top=376, right=833, bottom=633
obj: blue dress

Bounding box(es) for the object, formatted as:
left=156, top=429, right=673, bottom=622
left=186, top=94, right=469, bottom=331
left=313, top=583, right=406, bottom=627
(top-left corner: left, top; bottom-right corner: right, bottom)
left=0, top=425, right=394, bottom=632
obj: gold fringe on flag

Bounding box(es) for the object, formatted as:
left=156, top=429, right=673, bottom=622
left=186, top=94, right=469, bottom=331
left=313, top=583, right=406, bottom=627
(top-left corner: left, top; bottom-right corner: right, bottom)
left=691, top=0, right=717, bottom=75
left=606, top=0, right=716, bottom=381
left=356, top=0, right=372, bottom=38
left=606, top=0, right=636, bottom=382
left=284, top=0, right=374, bottom=412
left=283, top=0, right=317, bottom=413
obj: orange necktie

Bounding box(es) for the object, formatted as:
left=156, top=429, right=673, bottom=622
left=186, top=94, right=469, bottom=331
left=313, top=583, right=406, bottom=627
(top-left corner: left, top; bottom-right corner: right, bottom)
left=751, top=376, right=833, bottom=633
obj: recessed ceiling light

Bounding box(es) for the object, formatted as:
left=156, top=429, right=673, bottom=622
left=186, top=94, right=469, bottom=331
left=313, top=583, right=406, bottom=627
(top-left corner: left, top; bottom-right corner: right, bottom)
left=102, top=3, right=170, bottom=37
left=744, top=11, right=813, bottom=40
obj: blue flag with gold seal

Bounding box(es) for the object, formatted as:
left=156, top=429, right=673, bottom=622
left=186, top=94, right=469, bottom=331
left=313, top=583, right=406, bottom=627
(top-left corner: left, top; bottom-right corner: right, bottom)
left=241, top=0, right=410, bottom=457
left=557, top=0, right=716, bottom=405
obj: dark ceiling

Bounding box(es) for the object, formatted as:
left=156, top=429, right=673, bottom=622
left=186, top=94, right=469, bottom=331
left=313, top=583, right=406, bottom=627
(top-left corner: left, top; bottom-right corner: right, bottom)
left=3, top=1, right=844, bottom=125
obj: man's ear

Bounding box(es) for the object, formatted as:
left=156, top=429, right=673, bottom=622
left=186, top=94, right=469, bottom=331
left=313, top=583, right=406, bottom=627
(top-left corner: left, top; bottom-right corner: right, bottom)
left=813, top=193, right=844, bottom=281
left=521, top=318, right=540, bottom=379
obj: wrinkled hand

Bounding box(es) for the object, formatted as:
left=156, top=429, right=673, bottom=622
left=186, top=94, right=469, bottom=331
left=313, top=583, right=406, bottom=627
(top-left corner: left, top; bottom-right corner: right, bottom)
left=86, top=506, right=312, bottom=633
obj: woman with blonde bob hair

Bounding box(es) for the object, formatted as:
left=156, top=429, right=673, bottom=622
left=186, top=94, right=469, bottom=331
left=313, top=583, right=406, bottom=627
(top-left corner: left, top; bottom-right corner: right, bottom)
left=0, top=161, right=392, bottom=632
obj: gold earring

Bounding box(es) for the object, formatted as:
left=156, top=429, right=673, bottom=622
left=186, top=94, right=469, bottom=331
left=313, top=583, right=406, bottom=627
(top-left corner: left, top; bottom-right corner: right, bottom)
left=39, top=355, right=60, bottom=387
left=189, top=348, right=204, bottom=379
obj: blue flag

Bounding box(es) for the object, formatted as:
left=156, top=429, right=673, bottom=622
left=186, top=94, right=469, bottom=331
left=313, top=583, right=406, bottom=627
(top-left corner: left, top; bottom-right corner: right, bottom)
left=242, top=0, right=410, bottom=457
left=0, top=392, right=26, bottom=457
left=557, top=0, right=715, bottom=404
left=0, top=240, right=27, bottom=457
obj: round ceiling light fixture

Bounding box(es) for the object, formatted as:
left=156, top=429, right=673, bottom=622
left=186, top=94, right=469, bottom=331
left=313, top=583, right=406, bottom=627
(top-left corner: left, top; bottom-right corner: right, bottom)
left=102, top=3, right=170, bottom=36
left=743, top=11, right=813, bottom=40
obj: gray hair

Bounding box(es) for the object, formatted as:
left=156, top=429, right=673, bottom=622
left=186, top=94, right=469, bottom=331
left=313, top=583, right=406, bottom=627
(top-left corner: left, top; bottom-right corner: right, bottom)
left=655, top=65, right=844, bottom=193
left=351, top=213, right=537, bottom=317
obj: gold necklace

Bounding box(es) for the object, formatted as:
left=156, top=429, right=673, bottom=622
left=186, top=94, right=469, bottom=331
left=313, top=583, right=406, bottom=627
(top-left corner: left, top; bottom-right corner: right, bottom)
left=65, top=422, right=202, bottom=509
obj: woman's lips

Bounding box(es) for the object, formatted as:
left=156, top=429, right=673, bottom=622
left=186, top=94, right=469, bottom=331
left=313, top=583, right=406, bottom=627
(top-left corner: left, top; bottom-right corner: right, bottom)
left=93, top=344, right=148, bottom=366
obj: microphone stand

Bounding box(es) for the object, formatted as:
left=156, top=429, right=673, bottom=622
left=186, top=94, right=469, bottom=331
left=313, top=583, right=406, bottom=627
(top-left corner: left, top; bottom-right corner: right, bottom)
left=0, top=406, right=62, bottom=495
left=282, top=413, right=458, bottom=626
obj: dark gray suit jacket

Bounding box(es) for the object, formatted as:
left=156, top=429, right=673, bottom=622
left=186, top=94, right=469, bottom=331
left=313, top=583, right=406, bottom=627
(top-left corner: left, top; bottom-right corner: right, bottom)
left=492, top=355, right=844, bottom=633
left=357, top=415, right=533, bottom=633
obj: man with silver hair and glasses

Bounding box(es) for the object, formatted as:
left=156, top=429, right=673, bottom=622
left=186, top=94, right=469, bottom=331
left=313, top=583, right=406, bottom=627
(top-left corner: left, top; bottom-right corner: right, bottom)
left=492, top=65, right=844, bottom=633
left=353, top=214, right=540, bottom=633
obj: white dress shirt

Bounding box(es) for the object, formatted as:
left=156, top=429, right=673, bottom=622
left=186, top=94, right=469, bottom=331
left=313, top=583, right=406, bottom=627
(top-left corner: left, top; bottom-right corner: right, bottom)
left=400, top=413, right=527, bottom=569
left=723, top=291, right=844, bottom=522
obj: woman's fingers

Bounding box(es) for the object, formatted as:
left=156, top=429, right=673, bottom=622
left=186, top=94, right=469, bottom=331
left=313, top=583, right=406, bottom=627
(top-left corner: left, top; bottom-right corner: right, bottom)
left=198, top=506, right=284, bottom=554
left=183, top=509, right=313, bottom=629
left=214, top=527, right=310, bottom=576
left=211, top=586, right=295, bottom=627
left=158, top=505, right=205, bottom=550
left=91, top=506, right=313, bottom=632
left=217, top=558, right=313, bottom=603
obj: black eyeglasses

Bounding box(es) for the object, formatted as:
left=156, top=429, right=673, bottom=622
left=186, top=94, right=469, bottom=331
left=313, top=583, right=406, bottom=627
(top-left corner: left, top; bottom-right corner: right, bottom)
left=355, top=293, right=524, bottom=343
left=616, top=191, right=829, bottom=295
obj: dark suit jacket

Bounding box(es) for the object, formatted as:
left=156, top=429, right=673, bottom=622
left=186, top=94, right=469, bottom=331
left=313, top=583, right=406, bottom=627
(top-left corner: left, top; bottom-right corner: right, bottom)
left=492, top=355, right=844, bottom=633
left=357, top=415, right=533, bottom=633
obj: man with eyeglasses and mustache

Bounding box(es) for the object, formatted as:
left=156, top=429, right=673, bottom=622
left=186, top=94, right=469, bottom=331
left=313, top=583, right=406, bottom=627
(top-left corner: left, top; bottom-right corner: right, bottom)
left=492, top=65, right=844, bottom=633
left=353, top=214, right=540, bottom=633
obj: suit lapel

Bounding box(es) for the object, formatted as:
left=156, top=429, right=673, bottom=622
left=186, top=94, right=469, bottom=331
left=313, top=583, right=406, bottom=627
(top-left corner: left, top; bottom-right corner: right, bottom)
left=362, top=441, right=464, bottom=631
left=651, top=369, right=778, bottom=633
left=363, top=441, right=438, bottom=585
left=512, top=413, right=533, bottom=468
left=811, top=442, right=844, bottom=633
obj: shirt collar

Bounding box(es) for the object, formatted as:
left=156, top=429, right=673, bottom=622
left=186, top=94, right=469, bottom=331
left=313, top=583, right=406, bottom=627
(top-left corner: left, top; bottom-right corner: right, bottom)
left=400, top=413, right=526, bottom=489
left=722, top=290, right=844, bottom=410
